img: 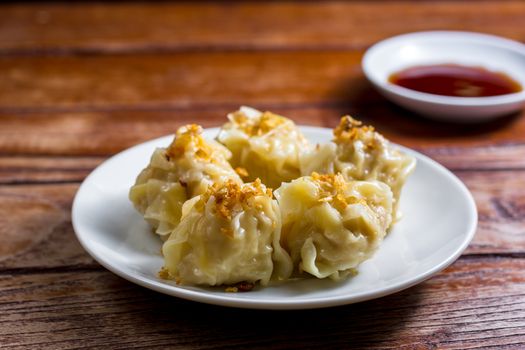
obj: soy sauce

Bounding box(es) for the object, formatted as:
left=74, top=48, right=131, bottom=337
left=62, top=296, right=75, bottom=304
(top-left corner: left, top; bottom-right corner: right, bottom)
left=389, top=64, right=522, bottom=97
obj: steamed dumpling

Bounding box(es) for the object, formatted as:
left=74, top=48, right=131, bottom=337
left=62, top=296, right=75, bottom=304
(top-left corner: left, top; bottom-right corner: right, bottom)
left=275, top=173, right=393, bottom=280
left=161, top=180, right=293, bottom=286
left=301, top=116, right=415, bottom=223
left=129, top=124, right=242, bottom=237
left=217, top=106, right=309, bottom=189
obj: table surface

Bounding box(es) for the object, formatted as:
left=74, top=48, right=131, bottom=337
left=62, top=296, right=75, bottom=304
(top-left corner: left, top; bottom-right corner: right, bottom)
left=1, top=2, right=524, bottom=349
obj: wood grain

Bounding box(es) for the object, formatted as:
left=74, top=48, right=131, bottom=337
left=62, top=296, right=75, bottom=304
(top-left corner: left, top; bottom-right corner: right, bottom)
left=0, top=50, right=523, bottom=164
left=0, top=190, right=64, bottom=262
left=0, top=52, right=366, bottom=111
left=0, top=258, right=523, bottom=349
left=2, top=52, right=525, bottom=123
left=0, top=184, right=94, bottom=270
left=457, top=171, right=525, bottom=255
left=0, top=106, right=524, bottom=162
left=0, top=157, right=99, bottom=184
left=0, top=2, right=524, bottom=54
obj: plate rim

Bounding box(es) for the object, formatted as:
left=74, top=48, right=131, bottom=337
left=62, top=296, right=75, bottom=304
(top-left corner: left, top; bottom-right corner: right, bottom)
left=72, top=126, right=478, bottom=310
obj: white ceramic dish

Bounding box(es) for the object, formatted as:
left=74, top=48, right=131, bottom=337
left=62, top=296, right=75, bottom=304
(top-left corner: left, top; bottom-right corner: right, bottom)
left=362, top=31, right=525, bottom=122
left=72, top=127, right=477, bottom=310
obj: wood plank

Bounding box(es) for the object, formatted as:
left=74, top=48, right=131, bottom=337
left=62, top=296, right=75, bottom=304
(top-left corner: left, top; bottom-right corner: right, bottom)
left=0, top=156, right=101, bottom=184
left=0, top=170, right=522, bottom=270
left=0, top=257, right=523, bottom=349
left=419, top=145, right=525, bottom=171
left=1, top=106, right=524, bottom=163
left=1, top=52, right=524, bottom=164
left=0, top=184, right=95, bottom=269
left=3, top=52, right=525, bottom=124
left=456, top=171, right=525, bottom=255
left=0, top=51, right=367, bottom=111
left=0, top=2, right=524, bottom=53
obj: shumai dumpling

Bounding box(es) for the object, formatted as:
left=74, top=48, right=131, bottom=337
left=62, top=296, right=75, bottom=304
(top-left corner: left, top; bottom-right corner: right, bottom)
left=161, top=180, right=293, bottom=286
left=129, top=124, right=242, bottom=237
left=301, top=116, right=415, bottom=222
left=275, top=173, right=393, bottom=280
left=217, top=106, right=309, bottom=189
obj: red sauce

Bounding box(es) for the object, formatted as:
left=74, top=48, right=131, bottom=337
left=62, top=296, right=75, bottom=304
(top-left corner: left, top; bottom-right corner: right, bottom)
left=388, top=64, right=522, bottom=97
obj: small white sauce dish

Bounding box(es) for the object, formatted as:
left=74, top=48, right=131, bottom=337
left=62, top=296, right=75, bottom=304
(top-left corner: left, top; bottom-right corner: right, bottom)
left=362, top=31, right=525, bottom=122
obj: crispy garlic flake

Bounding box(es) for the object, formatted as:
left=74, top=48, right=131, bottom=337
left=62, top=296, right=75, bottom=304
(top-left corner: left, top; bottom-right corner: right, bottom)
left=161, top=179, right=292, bottom=286
left=166, top=124, right=215, bottom=161
left=229, top=110, right=293, bottom=137
left=333, top=116, right=379, bottom=148
left=310, top=172, right=367, bottom=211
left=197, top=179, right=273, bottom=222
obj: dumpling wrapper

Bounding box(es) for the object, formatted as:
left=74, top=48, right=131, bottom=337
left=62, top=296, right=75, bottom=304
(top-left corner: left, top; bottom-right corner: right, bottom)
left=275, top=173, right=393, bottom=280
left=129, top=124, right=242, bottom=238
left=161, top=180, right=293, bottom=286
left=301, top=116, right=415, bottom=224
left=217, top=106, right=309, bottom=189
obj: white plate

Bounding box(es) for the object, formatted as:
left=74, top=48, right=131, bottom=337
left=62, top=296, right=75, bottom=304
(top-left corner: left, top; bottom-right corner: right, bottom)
left=72, top=127, right=477, bottom=310
left=362, top=31, right=525, bottom=121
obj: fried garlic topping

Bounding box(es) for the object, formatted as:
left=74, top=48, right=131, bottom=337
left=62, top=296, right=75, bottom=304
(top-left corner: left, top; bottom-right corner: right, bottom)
left=234, top=167, right=249, bottom=178
left=198, top=179, right=273, bottom=220
left=333, top=116, right=378, bottom=147
left=166, top=124, right=214, bottom=161
left=230, top=110, right=292, bottom=137
left=311, top=172, right=365, bottom=210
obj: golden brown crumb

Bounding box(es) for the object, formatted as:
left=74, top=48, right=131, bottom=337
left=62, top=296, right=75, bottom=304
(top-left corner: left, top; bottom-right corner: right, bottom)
left=166, top=124, right=214, bottom=161
left=220, top=226, right=234, bottom=238
left=234, top=167, right=249, bottom=177
left=311, top=172, right=364, bottom=210
left=158, top=267, right=170, bottom=280
left=257, top=112, right=288, bottom=134
left=225, top=286, right=238, bottom=292
left=231, top=111, right=291, bottom=137
left=199, top=179, right=272, bottom=223
left=333, top=116, right=376, bottom=147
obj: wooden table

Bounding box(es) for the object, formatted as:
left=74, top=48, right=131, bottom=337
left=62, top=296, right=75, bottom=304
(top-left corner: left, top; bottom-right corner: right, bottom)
left=1, top=2, right=524, bottom=349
